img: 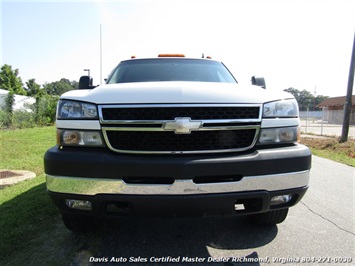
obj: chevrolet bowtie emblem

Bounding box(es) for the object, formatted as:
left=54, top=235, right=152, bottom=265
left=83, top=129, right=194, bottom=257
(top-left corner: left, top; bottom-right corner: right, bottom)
left=164, top=117, right=202, bottom=134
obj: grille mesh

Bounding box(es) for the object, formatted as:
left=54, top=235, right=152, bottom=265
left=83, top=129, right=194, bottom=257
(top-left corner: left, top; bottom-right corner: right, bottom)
left=101, top=106, right=260, bottom=120
left=106, top=129, right=257, bottom=152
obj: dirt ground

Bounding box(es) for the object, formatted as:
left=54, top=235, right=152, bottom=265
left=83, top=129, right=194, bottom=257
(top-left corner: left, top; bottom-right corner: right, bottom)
left=300, top=135, right=355, bottom=159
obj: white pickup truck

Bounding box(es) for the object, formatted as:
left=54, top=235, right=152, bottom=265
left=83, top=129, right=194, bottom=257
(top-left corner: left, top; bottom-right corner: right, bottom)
left=44, top=54, right=311, bottom=231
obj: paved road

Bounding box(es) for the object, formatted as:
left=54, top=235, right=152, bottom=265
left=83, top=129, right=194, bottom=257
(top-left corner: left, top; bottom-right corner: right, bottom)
left=78, top=156, right=354, bottom=266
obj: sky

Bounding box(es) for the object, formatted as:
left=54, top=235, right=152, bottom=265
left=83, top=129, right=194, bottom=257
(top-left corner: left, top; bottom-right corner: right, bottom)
left=1, top=0, right=354, bottom=97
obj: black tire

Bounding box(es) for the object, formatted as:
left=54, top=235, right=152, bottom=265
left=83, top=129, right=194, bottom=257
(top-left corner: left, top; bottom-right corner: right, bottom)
left=248, top=208, right=289, bottom=225
left=61, top=213, right=98, bottom=232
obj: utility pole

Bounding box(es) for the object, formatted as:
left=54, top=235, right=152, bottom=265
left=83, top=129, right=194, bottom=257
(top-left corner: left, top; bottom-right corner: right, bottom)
left=314, top=86, right=317, bottom=105
left=340, top=32, right=355, bottom=143
left=100, top=24, right=103, bottom=85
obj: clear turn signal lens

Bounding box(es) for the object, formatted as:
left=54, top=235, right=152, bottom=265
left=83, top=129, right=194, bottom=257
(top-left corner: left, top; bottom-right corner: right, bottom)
left=83, top=131, right=103, bottom=146
left=259, top=127, right=298, bottom=144
left=278, top=128, right=296, bottom=142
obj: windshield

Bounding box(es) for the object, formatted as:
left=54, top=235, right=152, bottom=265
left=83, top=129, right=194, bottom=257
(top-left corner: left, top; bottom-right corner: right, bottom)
left=107, top=59, right=237, bottom=84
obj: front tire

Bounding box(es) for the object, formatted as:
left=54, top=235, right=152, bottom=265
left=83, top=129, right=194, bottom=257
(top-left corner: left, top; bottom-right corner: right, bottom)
left=248, top=208, right=289, bottom=225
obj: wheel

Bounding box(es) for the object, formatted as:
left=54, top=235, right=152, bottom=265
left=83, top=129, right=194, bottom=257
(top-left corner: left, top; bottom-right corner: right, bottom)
left=248, top=208, right=289, bottom=225
left=61, top=213, right=99, bottom=232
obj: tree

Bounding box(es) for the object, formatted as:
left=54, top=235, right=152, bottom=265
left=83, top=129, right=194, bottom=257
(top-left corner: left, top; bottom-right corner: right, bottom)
left=284, top=87, right=328, bottom=111
left=314, top=95, right=328, bottom=107
left=0, top=64, right=26, bottom=95
left=283, top=87, right=300, bottom=99
left=4, top=91, right=15, bottom=128
left=298, top=90, right=313, bottom=111
left=43, top=78, right=78, bottom=96
left=26, top=79, right=46, bottom=123
left=25, top=79, right=43, bottom=97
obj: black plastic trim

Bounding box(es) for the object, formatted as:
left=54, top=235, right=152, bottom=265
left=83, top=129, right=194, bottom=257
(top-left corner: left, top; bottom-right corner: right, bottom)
left=44, top=144, right=311, bottom=179
left=48, top=187, right=308, bottom=218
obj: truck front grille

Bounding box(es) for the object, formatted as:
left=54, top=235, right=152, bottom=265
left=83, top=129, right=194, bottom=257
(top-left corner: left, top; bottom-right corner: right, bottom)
left=105, top=129, right=257, bottom=153
left=101, top=106, right=260, bottom=120
left=99, top=104, right=261, bottom=154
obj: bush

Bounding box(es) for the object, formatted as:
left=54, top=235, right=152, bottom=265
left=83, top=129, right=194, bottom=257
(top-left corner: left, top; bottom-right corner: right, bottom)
left=0, top=94, right=59, bottom=129
left=3, top=91, right=15, bottom=128
left=0, top=109, right=7, bottom=128
left=12, top=110, right=36, bottom=128
left=0, top=109, right=36, bottom=129
left=34, top=95, right=59, bottom=126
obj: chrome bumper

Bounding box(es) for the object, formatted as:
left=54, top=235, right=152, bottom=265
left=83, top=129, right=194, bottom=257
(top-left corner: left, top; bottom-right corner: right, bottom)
left=46, top=170, right=310, bottom=196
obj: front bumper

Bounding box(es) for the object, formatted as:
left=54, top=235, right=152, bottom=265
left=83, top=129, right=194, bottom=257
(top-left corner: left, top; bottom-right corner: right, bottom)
left=45, top=144, right=311, bottom=217
left=44, top=143, right=311, bottom=180
left=48, top=187, right=308, bottom=218
left=46, top=171, right=309, bottom=196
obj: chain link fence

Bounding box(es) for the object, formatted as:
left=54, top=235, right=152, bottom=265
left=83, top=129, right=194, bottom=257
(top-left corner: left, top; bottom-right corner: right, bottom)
left=300, top=109, right=355, bottom=138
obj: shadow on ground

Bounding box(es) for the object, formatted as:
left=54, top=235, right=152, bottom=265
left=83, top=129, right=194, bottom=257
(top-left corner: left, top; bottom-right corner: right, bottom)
left=1, top=182, right=277, bottom=266
left=73, top=216, right=277, bottom=266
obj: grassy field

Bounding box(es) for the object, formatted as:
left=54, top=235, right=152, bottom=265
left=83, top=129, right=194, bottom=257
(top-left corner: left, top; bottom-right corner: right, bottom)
left=300, top=136, right=355, bottom=166
left=0, top=127, right=101, bottom=265
left=0, top=127, right=354, bottom=265
left=0, top=127, right=56, bottom=175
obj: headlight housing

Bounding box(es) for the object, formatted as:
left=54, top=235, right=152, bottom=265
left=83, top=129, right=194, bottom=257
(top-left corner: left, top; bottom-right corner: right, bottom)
left=57, top=100, right=98, bottom=119
left=259, top=127, right=300, bottom=144
left=263, top=99, right=299, bottom=118
left=57, top=129, right=104, bottom=147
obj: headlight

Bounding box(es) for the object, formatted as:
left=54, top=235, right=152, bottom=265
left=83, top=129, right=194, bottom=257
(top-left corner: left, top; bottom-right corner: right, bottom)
left=259, top=127, right=300, bottom=144
left=57, top=130, right=104, bottom=147
left=57, top=100, right=98, bottom=119
left=263, top=99, right=299, bottom=118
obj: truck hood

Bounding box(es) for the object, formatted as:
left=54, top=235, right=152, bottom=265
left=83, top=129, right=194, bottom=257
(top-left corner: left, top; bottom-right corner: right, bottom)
left=60, top=82, right=294, bottom=104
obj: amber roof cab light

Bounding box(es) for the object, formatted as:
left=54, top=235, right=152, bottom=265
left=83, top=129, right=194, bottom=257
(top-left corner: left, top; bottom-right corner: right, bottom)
left=158, top=54, right=185, bottom=57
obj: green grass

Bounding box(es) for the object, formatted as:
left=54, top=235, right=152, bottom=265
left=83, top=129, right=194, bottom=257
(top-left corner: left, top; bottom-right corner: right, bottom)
left=0, top=126, right=57, bottom=174
left=0, top=127, right=57, bottom=263
left=300, top=137, right=355, bottom=167
left=0, top=127, right=102, bottom=265
left=310, top=148, right=355, bottom=166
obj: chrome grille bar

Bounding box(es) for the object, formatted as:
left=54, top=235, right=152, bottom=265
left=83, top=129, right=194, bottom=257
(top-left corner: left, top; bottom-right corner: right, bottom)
left=98, top=104, right=262, bottom=154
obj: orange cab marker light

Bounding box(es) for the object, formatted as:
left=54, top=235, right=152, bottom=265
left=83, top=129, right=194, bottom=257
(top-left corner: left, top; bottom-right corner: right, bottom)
left=158, top=54, right=185, bottom=57
left=206, top=56, right=212, bottom=59
left=131, top=55, right=136, bottom=59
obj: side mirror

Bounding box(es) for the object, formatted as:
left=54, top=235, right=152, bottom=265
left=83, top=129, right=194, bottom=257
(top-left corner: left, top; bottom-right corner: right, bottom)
left=251, top=76, right=266, bottom=89
left=78, top=76, right=94, bottom=89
